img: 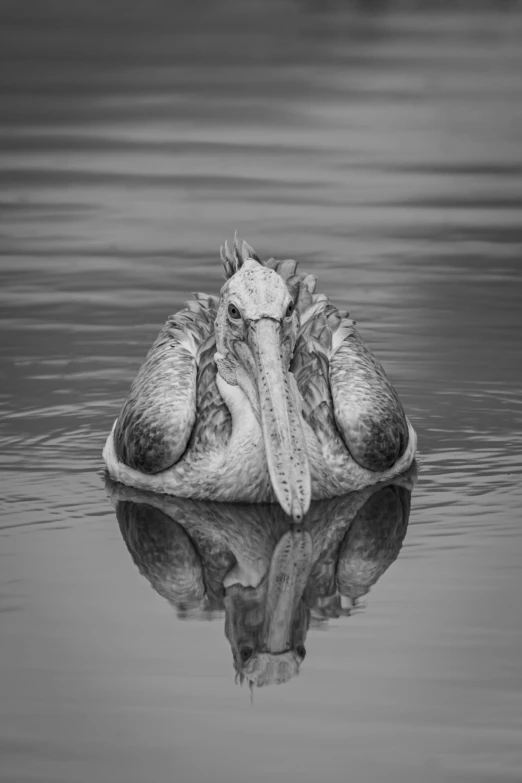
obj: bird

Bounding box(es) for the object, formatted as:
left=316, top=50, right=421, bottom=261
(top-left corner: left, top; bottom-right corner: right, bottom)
left=103, top=236, right=417, bottom=523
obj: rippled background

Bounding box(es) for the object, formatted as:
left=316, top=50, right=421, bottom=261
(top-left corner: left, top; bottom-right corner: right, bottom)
left=1, top=1, right=522, bottom=781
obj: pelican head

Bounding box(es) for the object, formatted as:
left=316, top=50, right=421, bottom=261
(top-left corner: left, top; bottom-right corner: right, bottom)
left=214, top=258, right=311, bottom=523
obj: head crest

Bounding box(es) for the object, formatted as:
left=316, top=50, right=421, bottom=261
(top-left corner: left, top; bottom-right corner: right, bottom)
left=220, top=232, right=261, bottom=279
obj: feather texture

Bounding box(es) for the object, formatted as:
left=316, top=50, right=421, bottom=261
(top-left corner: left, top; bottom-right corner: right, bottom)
left=114, top=293, right=219, bottom=473
left=329, top=324, right=409, bottom=471
left=107, top=236, right=416, bottom=503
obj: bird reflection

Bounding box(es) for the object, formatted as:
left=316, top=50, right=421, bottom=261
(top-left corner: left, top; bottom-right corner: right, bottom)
left=107, top=471, right=414, bottom=688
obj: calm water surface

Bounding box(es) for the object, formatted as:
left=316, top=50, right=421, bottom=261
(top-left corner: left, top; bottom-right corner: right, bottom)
left=1, top=3, right=522, bottom=782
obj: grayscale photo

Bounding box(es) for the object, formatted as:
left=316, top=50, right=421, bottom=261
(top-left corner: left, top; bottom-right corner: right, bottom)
left=1, top=1, right=521, bottom=782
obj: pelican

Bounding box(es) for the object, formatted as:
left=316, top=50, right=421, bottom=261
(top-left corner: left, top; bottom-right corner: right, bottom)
left=103, top=237, right=417, bottom=522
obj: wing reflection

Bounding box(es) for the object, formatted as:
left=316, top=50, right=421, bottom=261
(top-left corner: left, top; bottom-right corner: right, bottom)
left=107, top=471, right=414, bottom=687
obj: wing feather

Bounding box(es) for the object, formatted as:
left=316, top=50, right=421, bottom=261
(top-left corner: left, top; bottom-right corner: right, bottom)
left=329, top=320, right=409, bottom=471
left=114, top=294, right=219, bottom=474
left=290, top=280, right=349, bottom=462
left=290, top=274, right=409, bottom=472
left=189, top=331, right=232, bottom=453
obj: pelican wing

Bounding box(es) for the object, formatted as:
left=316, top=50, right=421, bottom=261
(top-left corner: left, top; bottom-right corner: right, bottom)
left=114, top=293, right=225, bottom=473
left=329, top=319, right=409, bottom=471
left=290, top=276, right=409, bottom=472
left=188, top=297, right=232, bottom=455
left=290, top=276, right=350, bottom=463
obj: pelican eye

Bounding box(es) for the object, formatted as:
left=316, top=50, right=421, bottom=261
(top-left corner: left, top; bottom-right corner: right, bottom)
left=228, top=303, right=241, bottom=320
left=239, top=646, right=254, bottom=663
left=285, top=300, right=294, bottom=319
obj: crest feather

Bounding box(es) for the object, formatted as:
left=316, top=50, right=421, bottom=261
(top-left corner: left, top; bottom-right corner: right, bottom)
left=220, top=232, right=261, bottom=279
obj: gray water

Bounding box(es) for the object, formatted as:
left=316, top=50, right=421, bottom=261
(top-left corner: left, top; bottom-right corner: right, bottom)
left=1, top=2, right=522, bottom=781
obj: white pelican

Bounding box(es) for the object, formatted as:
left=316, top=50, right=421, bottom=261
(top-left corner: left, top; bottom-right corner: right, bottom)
left=103, top=237, right=417, bottom=522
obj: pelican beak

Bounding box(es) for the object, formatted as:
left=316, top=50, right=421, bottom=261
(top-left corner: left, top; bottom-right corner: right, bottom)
left=263, top=530, right=312, bottom=652
left=247, top=318, right=311, bottom=523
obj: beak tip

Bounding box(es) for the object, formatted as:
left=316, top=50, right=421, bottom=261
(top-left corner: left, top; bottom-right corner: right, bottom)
left=290, top=497, right=309, bottom=525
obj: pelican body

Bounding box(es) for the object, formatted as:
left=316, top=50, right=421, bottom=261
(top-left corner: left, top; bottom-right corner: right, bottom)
left=103, top=238, right=417, bottom=522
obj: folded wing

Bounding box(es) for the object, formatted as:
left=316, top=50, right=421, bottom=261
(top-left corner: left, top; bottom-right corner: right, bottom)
left=114, top=294, right=225, bottom=473
left=289, top=274, right=409, bottom=473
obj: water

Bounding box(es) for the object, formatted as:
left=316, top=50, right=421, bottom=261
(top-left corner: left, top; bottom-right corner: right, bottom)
left=1, top=2, right=522, bottom=781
